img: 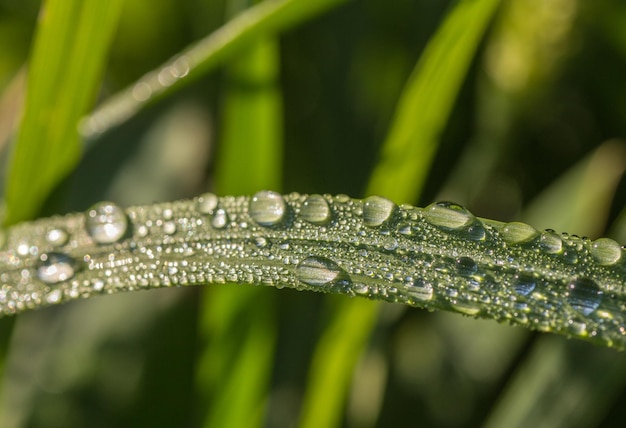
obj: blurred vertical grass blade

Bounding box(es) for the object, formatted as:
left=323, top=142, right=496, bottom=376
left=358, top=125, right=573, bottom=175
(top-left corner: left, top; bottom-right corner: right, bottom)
left=4, top=0, right=124, bottom=225
left=83, top=0, right=350, bottom=139
left=367, top=0, right=501, bottom=205
left=194, top=4, right=283, bottom=425
left=298, top=1, right=502, bottom=427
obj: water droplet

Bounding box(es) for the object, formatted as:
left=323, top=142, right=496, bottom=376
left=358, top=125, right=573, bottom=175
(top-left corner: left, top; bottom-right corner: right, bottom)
left=295, top=256, right=350, bottom=288
left=212, top=209, right=228, bottom=229
left=37, top=253, right=76, bottom=284
left=382, top=236, right=398, bottom=251
left=249, top=191, right=287, bottom=226
left=45, top=289, right=62, bottom=304
left=46, top=228, right=68, bottom=247
left=424, top=201, right=474, bottom=230
left=451, top=301, right=481, bottom=316
left=406, top=278, right=433, bottom=301
left=137, top=225, right=149, bottom=237
left=86, top=202, right=128, bottom=244
left=567, top=277, right=602, bottom=316
left=456, top=257, right=478, bottom=277
left=163, top=221, right=177, bottom=235
left=197, top=193, right=218, bottom=214
left=591, top=237, right=622, bottom=266
left=466, top=222, right=486, bottom=241
left=362, top=196, right=396, bottom=227
left=512, top=273, right=536, bottom=296
left=17, top=242, right=35, bottom=257
left=254, top=237, right=268, bottom=248
left=300, top=194, right=331, bottom=225
left=539, top=230, right=562, bottom=254
left=501, top=222, right=539, bottom=244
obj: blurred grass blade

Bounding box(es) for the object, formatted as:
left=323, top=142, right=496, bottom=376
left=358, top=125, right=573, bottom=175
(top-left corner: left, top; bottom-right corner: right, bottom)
left=298, top=1, right=501, bottom=427
left=367, top=0, right=501, bottom=205
left=522, top=140, right=626, bottom=236
left=4, top=0, right=124, bottom=225
left=83, top=0, right=350, bottom=139
left=194, top=5, right=283, bottom=425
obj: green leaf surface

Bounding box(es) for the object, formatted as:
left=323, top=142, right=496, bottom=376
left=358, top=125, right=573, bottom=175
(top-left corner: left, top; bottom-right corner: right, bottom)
left=4, top=0, right=124, bottom=225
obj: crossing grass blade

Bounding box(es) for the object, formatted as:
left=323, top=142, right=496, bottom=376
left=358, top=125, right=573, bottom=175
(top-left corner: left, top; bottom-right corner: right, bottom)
left=83, top=0, right=350, bottom=139
left=298, top=1, right=502, bottom=426
left=4, top=0, right=124, bottom=225
left=195, top=6, right=283, bottom=425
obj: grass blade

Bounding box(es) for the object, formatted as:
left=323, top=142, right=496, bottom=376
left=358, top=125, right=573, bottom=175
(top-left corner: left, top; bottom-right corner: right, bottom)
left=299, top=1, right=502, bottom=426
left=367, top=0, right=501, bottom=204
left=83, top=0, right=350, bottom=139
left=195, top=4, right=283, bottom=425
left=4, top=0, right=124, bottom=225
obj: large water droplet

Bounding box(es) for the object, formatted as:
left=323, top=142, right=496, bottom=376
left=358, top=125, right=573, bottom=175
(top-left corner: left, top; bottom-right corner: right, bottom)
left=197, top=193, right=218, bottom=214
left=249, top=191, right=286, bottom=226
left=591, top=238, right=622, bottom=266
left=424, top=201, right=474, bottom=230
left=567, top=277, right=602, bottom=316
left=512, top=273, right=536, bottom=296
left=295, top=256, right=350, bottom=288
left=37, top=253, right=76, bottom=284
left=362, top=196, right=396, bottom=227
left=86, top=202, right=128, bottom=244
left=300, top=194, right=331, bottom=225
left=501, top=222, right=539, bottom=244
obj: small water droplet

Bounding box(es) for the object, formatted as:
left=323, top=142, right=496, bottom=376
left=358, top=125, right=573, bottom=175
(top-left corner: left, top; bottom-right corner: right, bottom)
left=295, top=256, right=351, bottom=288
left=424, top=201, right=474, bottom=230
left=501, top=222, right=539, bottom=244
left=300, top=194, right=331, bottom=225
left=254, top=237, right=268, bottom=248
left=456, top=257, right=478, bottom=277
left=249, top=191, right=287, bottom=226
left=163, top=221, right=177, bottom=235
left=591, top=237, right=622, bottom=266
left=466, top=222, right=486, bottom=241
left=16, top=242, right=32, bottom=257
left=212, top=209, right=228, bottom=229
left=93, top=279, right=105, bottom=291
left=197, top=193, right=218, bottom=214
left=137, top=225, right=149, bottom=237
left=362, top=196, right=396, bottom=227
left=382, top=236, right=398, bottom=251
left=512, top=273, right=536, bottom=296
left=46, top=228, right=69, bottom=247
left=406, top=278, right=433, bottom=301
left=539, top=230, right=562, bottom=254
left=86, top=202, right=128, bottom=244
left=37, top=253, right=76, bottom=284
left=451, top=301, right=481, bottom=316
left=567, top=277, right=602, bottom=316
left=397, top=223, right=412, bottom=236
left=45, top=289, right=62, bottom=304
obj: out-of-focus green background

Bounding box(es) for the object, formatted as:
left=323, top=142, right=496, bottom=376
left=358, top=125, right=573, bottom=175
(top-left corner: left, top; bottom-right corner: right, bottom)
left=2, top=0, right=626, bottom=427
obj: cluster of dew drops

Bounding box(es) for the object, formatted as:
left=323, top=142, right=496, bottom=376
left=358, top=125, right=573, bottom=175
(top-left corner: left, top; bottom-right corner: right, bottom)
left=1, top=190, right=626, bottom=346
